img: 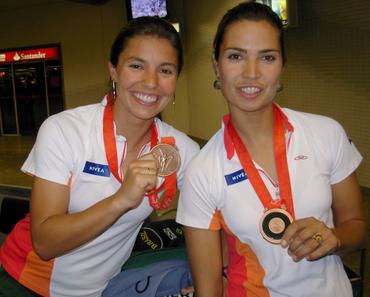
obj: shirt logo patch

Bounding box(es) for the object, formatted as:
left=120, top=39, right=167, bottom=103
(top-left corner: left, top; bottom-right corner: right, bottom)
left=83, top=161, right=111, bottom=177
left=225, top=169, right=247, bottom=185
left=294, top=155, right=308, bottom=160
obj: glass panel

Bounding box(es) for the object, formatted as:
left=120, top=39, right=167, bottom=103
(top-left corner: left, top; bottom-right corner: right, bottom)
left=0, top=65, right=17, bottom=134
left=14, top=62, right=47, bottom=136
left=46, top=60, right=64, bottom=115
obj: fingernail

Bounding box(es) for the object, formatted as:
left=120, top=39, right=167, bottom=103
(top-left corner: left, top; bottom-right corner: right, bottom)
left=281, top=239, right=287, bottom=248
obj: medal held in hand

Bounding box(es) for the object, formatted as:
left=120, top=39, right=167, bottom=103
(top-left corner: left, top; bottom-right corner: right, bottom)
left=148, top=140, right=180, bottom=210
left=103, top=94, right=179, bottom=211
left=259, top=208, right=293, bottom=244
left=150, top=143, right=180, bottom=177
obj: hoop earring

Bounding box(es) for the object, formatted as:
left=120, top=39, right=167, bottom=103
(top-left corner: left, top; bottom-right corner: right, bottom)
left=213, top=79, right=221, bottom=90
left=112, top=80, right=117, bottom=98
left=276, top=83, right=283, bottom=93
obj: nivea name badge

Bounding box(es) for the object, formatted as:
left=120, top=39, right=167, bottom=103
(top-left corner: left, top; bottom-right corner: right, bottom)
left=83, top=161, right=111, bottom=177
left=224, top=169, right=247, bottom=185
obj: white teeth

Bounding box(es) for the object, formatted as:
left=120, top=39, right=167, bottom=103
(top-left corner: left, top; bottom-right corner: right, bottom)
left=133, top=92, right=158, bottom=103
left=241, top=87, right=260, bottom=94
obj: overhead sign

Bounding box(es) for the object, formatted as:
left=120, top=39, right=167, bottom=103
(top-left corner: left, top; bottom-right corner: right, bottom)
left=0, top=47, right=59, bottom=63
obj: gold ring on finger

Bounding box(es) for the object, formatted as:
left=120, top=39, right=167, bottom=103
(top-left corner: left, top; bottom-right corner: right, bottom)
left=312, top=232, right=323, bottom=244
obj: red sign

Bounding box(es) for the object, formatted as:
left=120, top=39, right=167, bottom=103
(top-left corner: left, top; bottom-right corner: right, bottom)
left=0, top=47, right=59, bottom=63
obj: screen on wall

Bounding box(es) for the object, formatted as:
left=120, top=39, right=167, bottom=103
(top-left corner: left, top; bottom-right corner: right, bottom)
left=256, top=0, right=288, bottom=26
left=126, top=0, right=168, bottom=20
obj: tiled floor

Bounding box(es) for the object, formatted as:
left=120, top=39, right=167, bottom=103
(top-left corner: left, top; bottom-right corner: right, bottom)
left=0, top=135, right=369, bottom=296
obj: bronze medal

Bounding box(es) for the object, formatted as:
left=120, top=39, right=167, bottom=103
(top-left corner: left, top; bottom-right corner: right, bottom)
left=259, top=208, right=293, bottom=244
left=151, top=143, right=180, bottom=177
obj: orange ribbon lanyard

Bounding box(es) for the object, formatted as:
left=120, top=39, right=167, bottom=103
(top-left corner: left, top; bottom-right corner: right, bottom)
left=226, top=106, right=295, bottom=219
left=103, top=93, right=158, bottom=183
left=103, top=93, right=177, bottom=210
left=148, top=136, right=178, bottom=211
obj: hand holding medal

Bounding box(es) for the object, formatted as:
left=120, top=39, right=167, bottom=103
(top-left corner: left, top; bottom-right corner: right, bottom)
left=109, top=153, right=158, bottom=210
left=280, top=217, right=341, bottom=262
left=103, top=94, right=180, bottom=211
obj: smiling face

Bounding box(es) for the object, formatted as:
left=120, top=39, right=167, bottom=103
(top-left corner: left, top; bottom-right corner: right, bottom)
left=214, top=20, right=283, bottom=117
left=109, top=35, right=178, bottom=123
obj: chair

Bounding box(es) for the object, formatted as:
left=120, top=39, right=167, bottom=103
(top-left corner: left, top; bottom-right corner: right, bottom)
left=344, top=248, right=367, bottom=297
left=0, top=197, right=29, bottom=234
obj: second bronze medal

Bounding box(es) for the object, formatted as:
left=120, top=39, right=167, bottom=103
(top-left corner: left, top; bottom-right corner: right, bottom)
left=259, top=208, right=293, bottom=244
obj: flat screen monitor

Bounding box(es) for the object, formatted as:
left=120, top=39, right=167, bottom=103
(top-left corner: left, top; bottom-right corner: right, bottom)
left=126, top=0, right=168, bottom=20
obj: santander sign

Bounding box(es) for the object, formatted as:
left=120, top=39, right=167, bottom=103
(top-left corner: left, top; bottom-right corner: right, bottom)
left=0, top=47, right=59, bottom=63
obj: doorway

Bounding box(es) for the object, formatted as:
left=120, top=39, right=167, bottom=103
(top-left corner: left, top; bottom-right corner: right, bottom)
left=0, top=46, right=64, bottom=136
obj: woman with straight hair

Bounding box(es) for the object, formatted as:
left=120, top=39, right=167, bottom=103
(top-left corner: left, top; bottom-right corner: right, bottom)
left=177, top=2, right=366, bottom=296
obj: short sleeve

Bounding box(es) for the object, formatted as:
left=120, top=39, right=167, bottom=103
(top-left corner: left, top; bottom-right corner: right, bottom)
left=21, top=117, right=74, bottom=185
left=176, top=154, right=222, bottom=231
left=175, top=136, right=200, bottom=190
left=329, top=121, right=362, bottom=184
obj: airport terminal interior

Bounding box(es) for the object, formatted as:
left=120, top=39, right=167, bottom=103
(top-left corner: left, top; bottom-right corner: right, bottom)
left=0, top=0, right=369, bottom=296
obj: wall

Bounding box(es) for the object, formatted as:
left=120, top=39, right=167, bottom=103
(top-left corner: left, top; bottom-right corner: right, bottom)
left=1, top=0, right=369, bottom=187
left=0, top=0, right=191, bottom=134
left=280, top=0, right=370, bottom=187
left=160, top=0, right=190, bottom=134
left=0, top=0, right=126, bottom=109
left=180, top=1, right=234, bottom=140
left=181, top=0, right=370, bottom=187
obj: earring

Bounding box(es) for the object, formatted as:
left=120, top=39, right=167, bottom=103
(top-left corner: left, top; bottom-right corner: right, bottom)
left=213, top=79, right=221, bottom=90
left=276, top=83, right=283, bottom=93
left=172, top=95, right=176, bottom=112
left=112, top=80, right=117, bottom=98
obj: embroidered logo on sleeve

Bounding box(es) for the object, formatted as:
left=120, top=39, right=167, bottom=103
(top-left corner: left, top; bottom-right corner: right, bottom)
left=83, top=161, right=111, bottom=177
left=224, top=169, right=248, bottom=185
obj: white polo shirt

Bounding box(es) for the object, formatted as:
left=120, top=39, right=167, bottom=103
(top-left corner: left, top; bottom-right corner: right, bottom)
left=177, top=107, right=361, bottom=297
left=0, top=96, right=199, bottom=297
